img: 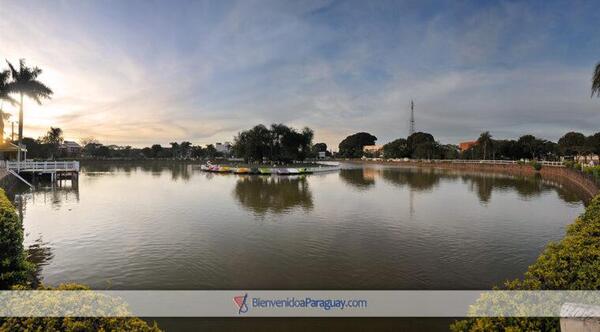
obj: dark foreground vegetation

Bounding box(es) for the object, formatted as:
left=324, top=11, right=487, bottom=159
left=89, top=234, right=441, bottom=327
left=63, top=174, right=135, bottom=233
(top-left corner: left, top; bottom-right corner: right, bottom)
left=451, top=194, right=600, bottom=331
left=0, top=188, right=161, bottom=331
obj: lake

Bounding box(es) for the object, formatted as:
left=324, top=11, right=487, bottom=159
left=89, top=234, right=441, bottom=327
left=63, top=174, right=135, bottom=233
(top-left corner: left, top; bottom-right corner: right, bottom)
left=14, top=161, right=586, bottom=291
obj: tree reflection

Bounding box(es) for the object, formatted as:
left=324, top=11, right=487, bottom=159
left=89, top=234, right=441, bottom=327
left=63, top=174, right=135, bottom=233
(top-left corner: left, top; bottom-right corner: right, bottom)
left=233, top=176, right=313, bottom=215
left=380, top=168, right=441, bottom=192
left=26, top=236, right=54, bottom=287
left=339, top=169, right=376, bottom=190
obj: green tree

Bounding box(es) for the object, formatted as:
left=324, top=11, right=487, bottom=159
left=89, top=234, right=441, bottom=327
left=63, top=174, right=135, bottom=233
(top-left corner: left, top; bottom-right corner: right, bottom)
left=406, top=132, right=437, bottom=159
left=6, top=59, right=53, bottom=151
left=558, top=132, right=586, bottom=156
left=585, top=132, right=600, bottom=154
left=593, top=62, right=600, bottom=97
left=477, top=131, right=493, bottom=160
left=338, top=132, right=377, bottom=158
left=383, top=138, right=410, bottom=158
left=0, top=69, right=16, bottom=143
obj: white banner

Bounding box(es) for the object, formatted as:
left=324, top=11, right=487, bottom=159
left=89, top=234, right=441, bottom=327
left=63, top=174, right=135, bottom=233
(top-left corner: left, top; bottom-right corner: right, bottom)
left=0, top=290, right=599, bottom=317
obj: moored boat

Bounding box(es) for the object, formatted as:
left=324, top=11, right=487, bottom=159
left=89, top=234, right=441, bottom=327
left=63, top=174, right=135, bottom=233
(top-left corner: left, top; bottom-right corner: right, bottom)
left=234, top=167, right=251, bottom=174
left=258, top=168, right=272, bottom=175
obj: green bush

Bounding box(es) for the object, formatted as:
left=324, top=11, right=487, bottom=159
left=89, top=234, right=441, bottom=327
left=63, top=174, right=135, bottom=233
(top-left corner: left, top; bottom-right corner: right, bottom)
left=451, top=194, right=600, bottom=331
left=583, top=165, right=600, bottom=181
left=0, top=283, right=161, bottom=332
left=0, top=188, right=33, bottom=289
left=530, top=161, right=542, bottom=171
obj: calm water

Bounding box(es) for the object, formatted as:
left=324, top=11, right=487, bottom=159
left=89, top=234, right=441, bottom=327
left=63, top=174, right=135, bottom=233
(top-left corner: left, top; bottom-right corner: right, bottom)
left=15, top=162, right=585, bottom=290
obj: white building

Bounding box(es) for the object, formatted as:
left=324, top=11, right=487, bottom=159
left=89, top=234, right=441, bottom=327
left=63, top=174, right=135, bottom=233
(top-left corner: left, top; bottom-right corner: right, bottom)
left=215, top=142, right=232, bottom=155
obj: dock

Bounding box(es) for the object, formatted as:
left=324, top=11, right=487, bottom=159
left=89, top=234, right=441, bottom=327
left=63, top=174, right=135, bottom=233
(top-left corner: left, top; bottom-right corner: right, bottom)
left=4, top=161, right=80, bottom=187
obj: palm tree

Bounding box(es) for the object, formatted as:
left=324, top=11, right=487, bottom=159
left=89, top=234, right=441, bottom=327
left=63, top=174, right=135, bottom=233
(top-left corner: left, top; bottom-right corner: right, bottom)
left=477, top=131, right=493, bottom=160
left=0, top=69, right=16, bottom=143
left=593, top=62, right=600, bottom=97
left=6, top=59, right=53, bottom=151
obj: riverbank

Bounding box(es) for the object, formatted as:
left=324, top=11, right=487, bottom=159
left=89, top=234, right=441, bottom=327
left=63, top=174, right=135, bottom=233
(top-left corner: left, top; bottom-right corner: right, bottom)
left=344, top=159, right=599, bottom=202
left=451, top=192, right=600, bottom=331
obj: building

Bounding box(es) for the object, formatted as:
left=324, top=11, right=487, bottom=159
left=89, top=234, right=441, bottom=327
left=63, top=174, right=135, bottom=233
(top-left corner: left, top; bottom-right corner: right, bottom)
left=215, top=142, right=232, bottom=155
left=459, top=141, right=478, bottom=152
left=363, top=145, right=384, bottom=157
left=59, top=141, right=82, bottom=156
left=575, top=154, right=600, bottom=166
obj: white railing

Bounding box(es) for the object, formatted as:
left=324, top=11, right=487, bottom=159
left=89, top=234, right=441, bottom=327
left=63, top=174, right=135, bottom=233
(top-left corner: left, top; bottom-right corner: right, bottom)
left=361, top=158, right=565, bottom=167
left=6, top=160, right=80, bottom=172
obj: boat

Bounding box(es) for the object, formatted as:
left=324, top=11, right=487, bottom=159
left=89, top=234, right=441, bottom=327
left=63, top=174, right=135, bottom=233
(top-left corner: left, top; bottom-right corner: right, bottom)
left=234, top=167, right=251, bottom=174
left=297, top=167, right=311, bottom=174
left=286, top=168, right=300, bottom=175
left=217, top=166, right=232, bottom=173
left=258, top=168, right=272, bottom=175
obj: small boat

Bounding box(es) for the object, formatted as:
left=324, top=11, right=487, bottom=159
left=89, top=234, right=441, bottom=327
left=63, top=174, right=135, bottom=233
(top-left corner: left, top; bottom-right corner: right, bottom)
left=217, top=166, right=232, bottom=173
left=286, top=168, right=300, bottom=175
left=297, top=168, right=311, bottom=174
left=276, top=168, right=290, bottom=175
left=249, top=168, right=259, bottom=174
left=258, top=168, right=272, bottom=175
left=200, top=165, right=210, bottom=171
left=234, top=167, right=250, bottom=174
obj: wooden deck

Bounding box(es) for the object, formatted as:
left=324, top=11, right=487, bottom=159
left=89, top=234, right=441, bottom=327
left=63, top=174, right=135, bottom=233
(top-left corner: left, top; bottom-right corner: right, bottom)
left=6, top=161, right=80, bottom=173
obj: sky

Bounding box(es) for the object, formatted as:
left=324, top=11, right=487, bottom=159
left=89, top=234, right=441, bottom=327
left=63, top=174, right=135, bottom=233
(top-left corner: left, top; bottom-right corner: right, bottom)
left=0, top=0, right=599, bottom=150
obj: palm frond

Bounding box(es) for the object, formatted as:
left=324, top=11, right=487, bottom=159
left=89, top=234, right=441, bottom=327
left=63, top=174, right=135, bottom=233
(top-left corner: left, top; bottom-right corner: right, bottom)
left=0, top=70, right=16, bottom=106
left=593, top=62, right=600, bottom=98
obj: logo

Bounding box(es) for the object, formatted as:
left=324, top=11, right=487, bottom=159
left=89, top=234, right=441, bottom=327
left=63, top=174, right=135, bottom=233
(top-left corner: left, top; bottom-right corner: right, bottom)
left=233, top=293, right=249, bottom=314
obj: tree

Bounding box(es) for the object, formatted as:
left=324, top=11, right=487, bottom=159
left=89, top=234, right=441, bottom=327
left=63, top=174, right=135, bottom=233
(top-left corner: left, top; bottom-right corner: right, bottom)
left=558, top=132, right=586, bottom=156
left=6, top=59, right=53, bottom=151
left=338, top=132, right=377, bottom=158
left=383, top=138, right=410, bottom=158
left=586, top=132, right=600, bottom=154
left=0, top=69, right=15, bottom=143
left=313, top=143, right=327, bottom=153
left=406, top=132, right=437, bottom=159
left=42, top=127, right=63, bottom=158
left=0, top=110, right=10, bottom=143
left=593, top=62, right=600, bottom=97
left=477, top=131, right=493, bottom=160
left=43, top=127, right=63, bottom=146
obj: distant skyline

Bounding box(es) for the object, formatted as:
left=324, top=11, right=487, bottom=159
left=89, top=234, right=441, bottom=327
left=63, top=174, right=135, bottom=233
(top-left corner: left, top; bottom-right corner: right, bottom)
left=0, top=0, right=599, bottom=149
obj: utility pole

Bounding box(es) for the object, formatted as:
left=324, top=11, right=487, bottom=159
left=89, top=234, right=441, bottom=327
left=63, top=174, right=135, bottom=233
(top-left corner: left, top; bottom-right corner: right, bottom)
left=409, top=100, right=415, bottom=136
left=11, top=121, right=15, bottom=142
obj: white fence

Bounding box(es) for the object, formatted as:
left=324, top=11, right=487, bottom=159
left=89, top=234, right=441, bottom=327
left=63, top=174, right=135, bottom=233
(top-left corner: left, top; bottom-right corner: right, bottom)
left=361, top=158, right=565, bottom=167
left=6, top=160, right=80, bottom=172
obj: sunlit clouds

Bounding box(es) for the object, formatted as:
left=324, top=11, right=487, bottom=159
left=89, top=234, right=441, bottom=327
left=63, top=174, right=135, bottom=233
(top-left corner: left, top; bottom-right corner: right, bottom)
left=1, top=0, right=599, bottom=148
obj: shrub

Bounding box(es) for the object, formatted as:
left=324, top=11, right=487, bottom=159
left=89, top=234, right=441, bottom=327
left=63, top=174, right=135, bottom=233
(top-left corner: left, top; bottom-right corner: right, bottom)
left=0, top=188, right=33, bottom=289
left=0, top=283, right=161, bottom=331
left=451, top=194, right=600, bottom=331
left=530, top=161, right=542, bottom=171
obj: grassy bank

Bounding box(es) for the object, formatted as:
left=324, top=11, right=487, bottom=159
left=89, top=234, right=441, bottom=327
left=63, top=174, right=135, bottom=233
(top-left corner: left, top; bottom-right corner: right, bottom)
left=0, top=188, right=161, bottom=331
left=451, top=194, right=600, bottom=331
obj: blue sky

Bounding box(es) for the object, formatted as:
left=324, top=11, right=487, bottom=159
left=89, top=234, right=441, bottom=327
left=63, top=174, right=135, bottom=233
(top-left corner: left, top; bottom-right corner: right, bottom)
left=1, top=0, right=599, bottom=149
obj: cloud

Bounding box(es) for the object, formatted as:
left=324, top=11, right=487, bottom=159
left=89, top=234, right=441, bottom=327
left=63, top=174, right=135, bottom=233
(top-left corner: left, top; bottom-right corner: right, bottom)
left=0, top=0, right=598, bottom=150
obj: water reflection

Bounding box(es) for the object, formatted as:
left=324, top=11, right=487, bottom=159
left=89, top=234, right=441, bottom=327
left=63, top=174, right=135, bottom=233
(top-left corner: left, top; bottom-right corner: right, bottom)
left=340, top=166, right=588, bottom=204
left=26, top=236, right=54, bottom=287
left=233, top=176, right=313, bottom=215
left=339, top=169, right=376, bottom=190
left=81, top=161, right=195, bottom=182
left=381, top=168, right=441, bottom=192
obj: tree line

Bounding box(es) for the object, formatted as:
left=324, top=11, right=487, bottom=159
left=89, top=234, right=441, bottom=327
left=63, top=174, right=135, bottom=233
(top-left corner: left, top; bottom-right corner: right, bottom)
left=338, top=130, right=600, bottom=161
